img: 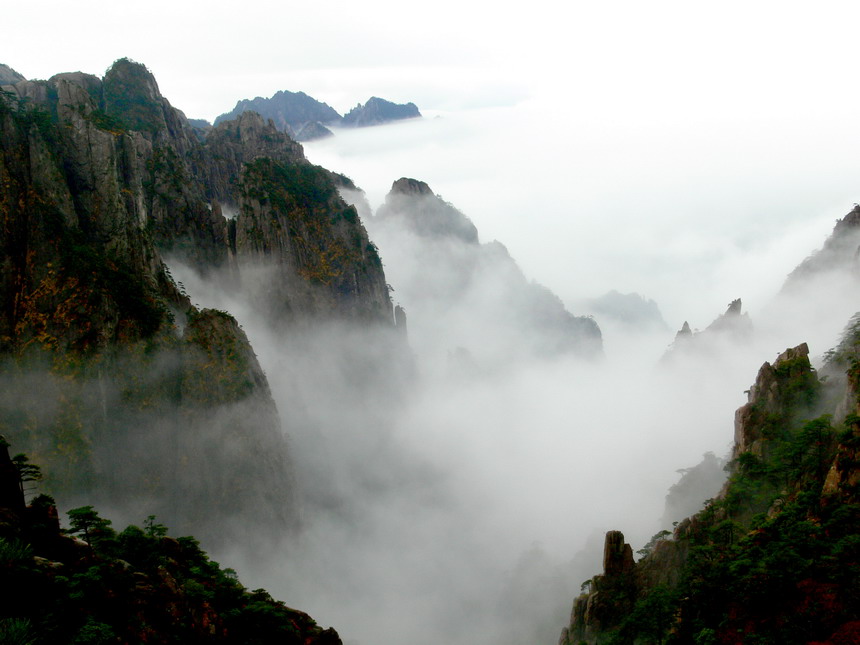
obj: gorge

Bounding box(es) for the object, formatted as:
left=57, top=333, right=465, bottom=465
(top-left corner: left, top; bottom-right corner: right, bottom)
left=1, top=54, right=859, bottom=645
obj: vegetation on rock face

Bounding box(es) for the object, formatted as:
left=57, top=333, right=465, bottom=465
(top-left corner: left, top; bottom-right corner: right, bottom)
left=564, top=333, right=860, bottom=645
left=0, top=441, right=341, bottom=645
left=236, top=158, right=391, bottom=320
left=102, top=58, right=164, bottom=134
left=0, top=66, right=305, bottom=545
left=0, top=57, right=398, bottom=548
left=0, top=89, right=57, bottom=143
left=242, top=158, right=337, bottom=212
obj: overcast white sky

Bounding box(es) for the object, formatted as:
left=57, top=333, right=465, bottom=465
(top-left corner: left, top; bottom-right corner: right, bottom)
left=9, top=1, right=860, bottom=120
left=6, top=0, right=860, bottom=325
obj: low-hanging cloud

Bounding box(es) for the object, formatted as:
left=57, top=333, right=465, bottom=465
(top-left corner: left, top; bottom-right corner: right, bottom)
left=166, top=187, right=860, bottom=645
left=144, top=94, right=860, bottom=645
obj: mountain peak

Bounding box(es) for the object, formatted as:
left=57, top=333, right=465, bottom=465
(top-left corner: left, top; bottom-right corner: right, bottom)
left=342, top=96, right=421, bottom=127
left=378, top=177, right=478, bottom=244
left=0, top=63, right=25, bottom=84
left=390, top=177, right=434, bottom=196
left=214, top=89, right=341, bottom=138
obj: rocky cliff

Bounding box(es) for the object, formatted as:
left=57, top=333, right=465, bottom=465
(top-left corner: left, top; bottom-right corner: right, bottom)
left=0, top=64, right=25, bottom=85
left=362, top=177, right=602, bottom=364
left=560, top=333, right=860, bottom=644
left=0, top=57, right=396, bottom=545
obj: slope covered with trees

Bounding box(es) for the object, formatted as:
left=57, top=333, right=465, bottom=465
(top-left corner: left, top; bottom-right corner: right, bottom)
left=561, top=331, right=860, bottom=644
left=0, top=438, right=341, bottom=644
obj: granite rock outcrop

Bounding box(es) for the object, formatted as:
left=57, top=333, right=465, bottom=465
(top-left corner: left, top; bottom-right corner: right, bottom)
left=0, top=57, right=398, bottom=546
left=560, top=337, right=860, bottom=644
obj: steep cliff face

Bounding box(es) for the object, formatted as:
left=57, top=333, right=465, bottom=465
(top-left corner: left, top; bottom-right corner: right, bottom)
left=731, top=343, right=819, bottom=461
left=560, top=336, right=860, bottom=644
left=2, top=59, right=391, bottom=326
left=0, top=73, right=297, bottom=543
left=234, top=157, right=390, bottom=324
left=0, top=58, right=396, bottom=545
left=566, top=532, right=636, bottom=644
left=362, top=177, right=602, bottom=364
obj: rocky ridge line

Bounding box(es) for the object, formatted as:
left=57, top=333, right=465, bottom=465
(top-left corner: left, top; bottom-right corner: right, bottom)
left=560, top=337, right=860, bottom=644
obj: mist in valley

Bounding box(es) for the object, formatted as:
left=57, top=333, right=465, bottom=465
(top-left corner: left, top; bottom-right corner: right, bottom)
left=167, top=103, right=860, bottom=643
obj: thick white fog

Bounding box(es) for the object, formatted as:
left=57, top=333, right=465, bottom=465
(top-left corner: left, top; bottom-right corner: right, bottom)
left=168, top=97, right=860, bottom=643
left=304, top=105, right=859, bottom=331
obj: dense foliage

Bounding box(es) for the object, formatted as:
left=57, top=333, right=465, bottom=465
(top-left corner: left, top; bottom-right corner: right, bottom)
left=102, top=57, right=164, bottom=133
left=242, top=159, right=337, bottom=212
left=0, top=448, right=339, bottom=645
left=588, top=344, right=860, bottom=645
left=239, top=159, right=372, bottom=287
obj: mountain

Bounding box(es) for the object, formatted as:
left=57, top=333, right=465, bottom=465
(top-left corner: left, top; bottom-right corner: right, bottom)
left=377, top=176, right=478, bottom=242
left=214, top=90, right=341, bottom=141
left=783, top=204, right=860, bottom=291
left=0, top=64, right=24, bottom=85
left=0, top=438, right=342, bottom=644
left=561, top=336, right=860, bottom=644
left=214, top=91, right=421, bottom=141
left=0, top=57, right=397, bottom=547
left=294, top=120, right=334, bottom=141
left=662, top=298, right=753, bottom=362
left=555, top=211, right=860, bottom=643
left=341, top=97, right=421, bottom=127
left=358, top=177, right=602, bottom=365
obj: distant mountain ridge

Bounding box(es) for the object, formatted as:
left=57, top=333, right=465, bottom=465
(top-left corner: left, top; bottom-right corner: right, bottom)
left=342, top=97, right=421, bottom=127
left=213, top=89, right=341, bottom=140
left=214, top=91, right=421, bottom=141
